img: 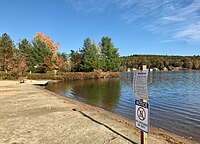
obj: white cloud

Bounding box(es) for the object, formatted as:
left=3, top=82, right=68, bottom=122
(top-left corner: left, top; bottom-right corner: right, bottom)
left=123, top=0, right=200, bottom=43
left=65, top=0, right=113, bottom=13
left=175, top=23, right=200, bottom=43
left=162, top=16, right=185, bottom=21
left=160, top=39, right=175, bottom=43
left=66, top=0, right=200, bottom=44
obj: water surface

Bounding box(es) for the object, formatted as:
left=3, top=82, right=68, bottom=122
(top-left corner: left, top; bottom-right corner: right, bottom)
left=46, top=71, right=200, bottom=142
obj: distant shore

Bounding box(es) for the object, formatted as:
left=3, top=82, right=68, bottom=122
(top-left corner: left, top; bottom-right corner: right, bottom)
left=0, top=80, right=198, bottom=144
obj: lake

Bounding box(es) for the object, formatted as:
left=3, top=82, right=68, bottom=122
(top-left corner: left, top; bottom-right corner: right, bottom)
left=46, top=71, right=200, bottom=142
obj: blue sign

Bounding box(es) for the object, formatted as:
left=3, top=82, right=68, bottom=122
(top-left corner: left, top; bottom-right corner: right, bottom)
left=135, top=99, right=149, bottom=109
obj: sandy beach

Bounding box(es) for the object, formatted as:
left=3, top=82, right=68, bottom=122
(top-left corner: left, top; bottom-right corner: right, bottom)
left=0, top=80, right=198, bottom=144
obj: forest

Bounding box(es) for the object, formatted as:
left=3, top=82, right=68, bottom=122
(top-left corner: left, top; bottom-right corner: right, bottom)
left=0, top=33, right=120, bottom=77
left=1, top=32, right=199, bottom=79
left=120, top=54, right=200, bottom=71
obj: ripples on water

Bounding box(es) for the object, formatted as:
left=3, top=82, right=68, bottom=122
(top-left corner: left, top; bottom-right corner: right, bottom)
left=46, top=71, right=200, bottom=142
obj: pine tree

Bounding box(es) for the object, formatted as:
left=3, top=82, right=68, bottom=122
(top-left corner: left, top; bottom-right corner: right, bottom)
left=29, top=40, right=53, bottom=72
left=0, top=33, right=15, bottom=72
left=100, top=37, right=120, bottom=72
left=18, top=39, right=32, bottom=67
left=81, top=38, right=100, bottom=72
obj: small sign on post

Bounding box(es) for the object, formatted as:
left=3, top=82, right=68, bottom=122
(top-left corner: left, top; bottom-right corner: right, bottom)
left=133, top=70, right=148, bottom=99
left=133, top=65, right=149, bottom=144
left=135, top=100, right=149, bottom=133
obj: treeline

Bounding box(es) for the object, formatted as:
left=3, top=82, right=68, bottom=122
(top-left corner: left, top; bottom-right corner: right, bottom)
left=121, top=55, right=200, bottom=71
left=2, top=31, right=198, bottom=76
left=70, top=37, right=120, bottom=72
left=0, top=33, right=120, bottom=77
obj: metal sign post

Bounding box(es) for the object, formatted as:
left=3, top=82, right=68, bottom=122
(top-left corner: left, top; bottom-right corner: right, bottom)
left=133, top=65, right=149, bottom=144
left=135, top=100, right=149, bottom=133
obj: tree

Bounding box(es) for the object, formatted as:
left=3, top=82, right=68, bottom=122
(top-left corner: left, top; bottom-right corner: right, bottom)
left=193, top=59, right=200, bottom=70
left=70, top=50, right=83, bottom=72
left=100, top=37, right=120, bottom=71
left=0, top=33, right=16, bottom=72
left=30, top=39, right=53, bottom=72
left=57, top=52, right=70, bottom=72
left=183, top=58, right=193, bottom=69
left=81, top=38, right=101, bottom=72
left=17, top=60, right=28, bottom=75
left=29, top=32, right=60, bottom=72
left=57, top=52, right=68, bottom=62
left=34, top=32, right=59, bottom=52
left=18, top=39, right=32, bottom=68
left=18, top=39, right=32, bottom=54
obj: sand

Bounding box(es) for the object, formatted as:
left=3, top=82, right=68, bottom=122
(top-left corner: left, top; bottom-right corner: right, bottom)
left=0, top=80, right=198, bottom=144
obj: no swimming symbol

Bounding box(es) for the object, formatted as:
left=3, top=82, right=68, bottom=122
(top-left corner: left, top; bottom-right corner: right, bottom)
left=135, top=99, right=149, bottom=133
left=137, top=107, right=146, bottom=121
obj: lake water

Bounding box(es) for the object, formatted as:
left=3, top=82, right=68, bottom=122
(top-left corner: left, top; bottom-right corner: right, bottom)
left=46, top=71, right=200, bottom=142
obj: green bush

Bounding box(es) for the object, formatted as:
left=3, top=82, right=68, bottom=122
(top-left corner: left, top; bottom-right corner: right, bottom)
left=0, top=71, right=119, bottom=81
left=0, top=71, right=20, bottom=80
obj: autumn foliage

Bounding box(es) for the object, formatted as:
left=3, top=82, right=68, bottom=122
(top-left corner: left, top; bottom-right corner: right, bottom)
left=52, top=53, right=59, bottom=61
left=34, top=32, right=59, bottom=52
left=33, top=32, right=63, bottom=71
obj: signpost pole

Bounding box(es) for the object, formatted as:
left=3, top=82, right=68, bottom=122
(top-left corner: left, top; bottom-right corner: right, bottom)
left=141, top=99, right=148, bottom=144
left=140, top=65, right=148, bottom=144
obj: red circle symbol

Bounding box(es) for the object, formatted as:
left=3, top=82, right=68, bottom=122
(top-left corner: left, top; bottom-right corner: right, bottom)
left=137, top=107, right=146, bottom=121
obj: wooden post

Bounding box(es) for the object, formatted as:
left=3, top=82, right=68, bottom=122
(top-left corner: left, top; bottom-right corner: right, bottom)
left=140, top=64, right=148, bottom=144
left=140, top=98, right=148, bottom=144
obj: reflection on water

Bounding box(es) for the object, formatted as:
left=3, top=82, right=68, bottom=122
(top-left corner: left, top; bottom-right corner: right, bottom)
left=47, top=79, right=120, bottom=111
left=46, top=71, right=200, bottom=142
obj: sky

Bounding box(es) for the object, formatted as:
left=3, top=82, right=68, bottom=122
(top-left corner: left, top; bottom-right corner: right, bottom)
left=0, top=0, right=200, bottom=56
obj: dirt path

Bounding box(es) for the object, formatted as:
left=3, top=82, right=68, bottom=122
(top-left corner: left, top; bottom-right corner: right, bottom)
left=0, top=81, right=197, bottom=144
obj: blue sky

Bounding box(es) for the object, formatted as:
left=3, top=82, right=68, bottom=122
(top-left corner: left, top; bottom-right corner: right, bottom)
left=0, top=0, right=200, bottom=56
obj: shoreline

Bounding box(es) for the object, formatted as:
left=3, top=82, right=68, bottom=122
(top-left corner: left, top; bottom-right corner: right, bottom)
left=0, top=80, right=198, bottom=144
left=43, top=85, right=198, bottom=143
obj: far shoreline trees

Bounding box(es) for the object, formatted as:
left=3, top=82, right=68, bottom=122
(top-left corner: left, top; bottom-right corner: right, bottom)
left=0, top=32, right=200, bottom=76
left=121, top=55, right=200, bottom=71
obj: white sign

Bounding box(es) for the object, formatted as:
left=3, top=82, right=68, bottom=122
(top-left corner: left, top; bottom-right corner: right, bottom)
left=135, top=100, right=149, bottom=133
left=133, top=70, right=148, bottom=99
